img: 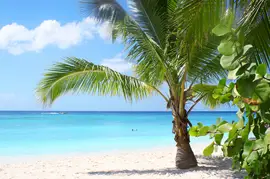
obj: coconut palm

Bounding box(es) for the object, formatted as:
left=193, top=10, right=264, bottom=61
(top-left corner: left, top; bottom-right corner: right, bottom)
left=238, top=0, right=270, bottom=65
left=36, top=0, right=270, bottom=169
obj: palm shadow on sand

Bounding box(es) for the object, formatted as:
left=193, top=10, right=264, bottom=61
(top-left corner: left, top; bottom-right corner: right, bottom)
left=86, top=155, right=246, bottom=178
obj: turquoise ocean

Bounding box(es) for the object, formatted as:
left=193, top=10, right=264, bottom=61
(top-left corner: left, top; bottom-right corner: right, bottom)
left=0, top=111, right=236, bottom=156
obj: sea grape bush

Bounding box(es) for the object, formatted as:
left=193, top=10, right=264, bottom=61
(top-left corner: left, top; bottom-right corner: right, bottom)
left=189, top=11, right=270, bottom=178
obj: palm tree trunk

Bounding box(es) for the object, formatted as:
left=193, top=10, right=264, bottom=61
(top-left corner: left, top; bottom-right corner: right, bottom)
left=172, top=66, right=196, bottom=169
left=175, top=133, right=197, bottom=169
left=173, top=116, right=197, bottom=169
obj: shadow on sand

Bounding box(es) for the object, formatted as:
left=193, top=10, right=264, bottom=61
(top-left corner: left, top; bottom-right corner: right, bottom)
left=86, top=155, right=246, bottom=178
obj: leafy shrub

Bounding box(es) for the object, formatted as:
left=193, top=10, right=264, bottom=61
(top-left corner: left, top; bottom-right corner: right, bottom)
left=189, top=10, right=270, bottom=179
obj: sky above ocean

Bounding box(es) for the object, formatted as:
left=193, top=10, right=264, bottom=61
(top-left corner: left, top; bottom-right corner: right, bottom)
left=0, top=0, right=237, bottom=111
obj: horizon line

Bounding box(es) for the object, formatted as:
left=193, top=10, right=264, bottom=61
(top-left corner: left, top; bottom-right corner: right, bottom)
left=0, top=110, right=237, bottom=112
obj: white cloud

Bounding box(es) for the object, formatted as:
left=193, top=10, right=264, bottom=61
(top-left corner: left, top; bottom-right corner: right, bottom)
left=98, top=22, right=112, bottom=40
left=101, top=54, right=132, bottom=73
left=0, top=17, right=112, bottom=55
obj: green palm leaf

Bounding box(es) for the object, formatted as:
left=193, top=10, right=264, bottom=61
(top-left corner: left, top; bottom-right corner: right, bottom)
left=174, top=0, right=226, bottom=45
left=186, top=36, right=226, bottom=84
left=80, top=0, right=126, bottom=23
left=191, top=84, right=221, bottom=109
left=115, top=19, right=167, bottom=86
left=127, top=0, right=178, bottom=47
left=82, top=0, right=172, bottom=87
left=36, top=57, right=155, bottom=105
left=240, top=0, right=270, bottom=67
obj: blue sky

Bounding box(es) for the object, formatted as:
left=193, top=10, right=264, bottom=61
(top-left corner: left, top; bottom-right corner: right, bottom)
left=0, top=0, right=234, bottom=111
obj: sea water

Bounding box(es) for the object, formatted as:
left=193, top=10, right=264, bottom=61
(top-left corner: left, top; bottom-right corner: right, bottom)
left=0, top=111, right=236, bottom=156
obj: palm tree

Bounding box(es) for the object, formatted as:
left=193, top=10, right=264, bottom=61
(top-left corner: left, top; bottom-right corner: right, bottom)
left=36, top=0, right=270, bottom=169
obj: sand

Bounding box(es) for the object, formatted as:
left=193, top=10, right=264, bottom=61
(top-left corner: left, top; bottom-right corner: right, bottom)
left=0, top=143, right=245, bottom=179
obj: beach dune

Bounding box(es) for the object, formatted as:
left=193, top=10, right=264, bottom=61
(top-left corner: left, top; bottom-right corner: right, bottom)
left=0, top=143, right=245, bottom=179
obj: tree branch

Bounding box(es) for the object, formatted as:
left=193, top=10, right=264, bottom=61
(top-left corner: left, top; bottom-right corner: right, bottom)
left=179, top=65, right=187, bottom=117
left=242, top=97, right=260, bottom=105
left=150, top=86, right=169, bottom=102
left=187, top=94, right=206, bottom=115
left=188, top=76, right=198, bottom=91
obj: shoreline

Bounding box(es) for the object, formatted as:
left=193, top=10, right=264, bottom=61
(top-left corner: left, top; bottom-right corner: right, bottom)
left=0, top=137, right=212, bottom=160
left=0, top=141, right=211, bottom=164
left=0, top=143, right=245, bottom=179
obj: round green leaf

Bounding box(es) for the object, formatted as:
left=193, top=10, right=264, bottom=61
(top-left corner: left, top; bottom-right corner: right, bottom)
left=243, top=45, right=253, bottom=55
left=197, top=126, right=209, bottom=136
left=220, top=93, right=232, bottom=103
left=208, top=124, right=217, bottom=133
left=223, top=9, right=234, bottom=29
left=214, top=88, right=223, bottom=94
left=216, top=118, right=222, bottom=125
left=243, top=140, right=253, bottom=158
left=220, top=53, right=240, bottom=70
left=218, top=40, right=235, bottom=56
left=265, top=74, right=270, bottom=81
left=236, top=75, right=258, bottom=98
left=218, top=123, right=233, bottom=133
left=254, top=82, right=270, bottom=102
left=189, top=126, right=198, bottom=136
left=233, top=97, right=240, bottom=105
left=254, top=74, right=263, bottom=81
left=235, top=118, right=244, bottom=129
left=228, top=82, right=235, bottom=91
left=228, top=124, right=238, bottom=141
left=228, top=68, right=238, bottom=80
left=216, top=118, right=227, bottom=127
left=236, top=63, right=250, bottom=76
left=218, top=78, right=227, bottom=86
left=212, top=24, right=231, bottom=36
left=247, top=151, right=259, bottom=164
left=212, top=93, right=220, bottom=99
left=215, top=133, right=224, bottom=145
left=250, top=105, right=259, bottom=111
left=237, top=30, right=245, bottom=47
left=264, top=133, right=270, bottom=145
left=203, top=142, right=215, bottom=156
left=227, top=138, right=243, bottom=157
left=241, top=122, right=250, bottom=141
left=256, top=64, right=267, bottom=77
left=197, top=122, right=203, bottom=128
left=253, top=139, right=264, bottom=151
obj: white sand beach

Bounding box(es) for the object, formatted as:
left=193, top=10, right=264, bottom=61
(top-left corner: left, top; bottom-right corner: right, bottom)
left=0, top=143, right=245, bottom=179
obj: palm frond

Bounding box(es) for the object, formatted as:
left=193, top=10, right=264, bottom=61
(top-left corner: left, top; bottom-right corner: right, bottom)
left=112, top=17, right=167, bottom=87
left=239, top=0, right=270, bottom=67
left=127, top=0, right=178, bottom=47
left=186, top=36, right=226, bottom=84
left=174, top=0, right=226, bottom=46
left=80, top=0, right=126, bottom=23
left=36, top=57, right=154, bottom=105
left=128, top=0, right=162, bottom=45
left=191, top=84, right=221, bottom=109
left=81, top=1, right=172, bottom=87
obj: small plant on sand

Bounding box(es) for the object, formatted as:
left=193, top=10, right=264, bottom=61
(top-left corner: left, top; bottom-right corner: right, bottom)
left=190, top=8, right=270, bottom=179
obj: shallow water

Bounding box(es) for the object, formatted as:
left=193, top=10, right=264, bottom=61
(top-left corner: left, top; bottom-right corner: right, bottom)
left=0, top=111, right=236, bottom=156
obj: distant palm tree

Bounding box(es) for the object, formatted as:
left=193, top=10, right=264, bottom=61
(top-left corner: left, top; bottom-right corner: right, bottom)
left=37, top=0, right=270, bottom=169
